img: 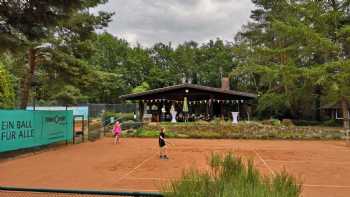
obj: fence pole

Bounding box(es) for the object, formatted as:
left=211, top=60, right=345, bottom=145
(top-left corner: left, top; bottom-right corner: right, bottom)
left=87, top=104, right=90, bottom=139
left=82, top=116, right=85, bottom=143
left=73, top=116, right=76, bottom=144
left=103, top=123, right=106, bottom=137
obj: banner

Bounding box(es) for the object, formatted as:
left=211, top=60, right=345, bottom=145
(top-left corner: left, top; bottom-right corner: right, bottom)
left=26, top=106, right=88, bottom=120
left=0, top=110, right=73, bottom=152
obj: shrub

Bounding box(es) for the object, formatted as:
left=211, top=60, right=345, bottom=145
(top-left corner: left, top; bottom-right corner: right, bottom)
left=257, top=93, right=291, bottom=119
left=292, top=120, right=322, bottom=126
left=282, top=119, right=294, bottom=127
left=126, top=128, right=177, bottom=138
left=261, top=119, right=281, bottom=126
left=89, top=118, right=102, bottom=131
left=322, top=119, right=342, bottom=127
left=0, top=63, right=15, bottom=109
left=137, top=121, right=343, bottom=140
left=163, top=153, right=301, bottom=197
left=137, top=130, right=159, bottom=137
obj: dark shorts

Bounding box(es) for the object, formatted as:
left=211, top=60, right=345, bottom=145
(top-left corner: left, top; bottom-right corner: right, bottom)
left=159, top=141, right=165, bottom=147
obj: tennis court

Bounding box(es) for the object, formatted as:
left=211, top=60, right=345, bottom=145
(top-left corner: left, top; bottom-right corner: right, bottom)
left=1, top=138, right=350, bottom=197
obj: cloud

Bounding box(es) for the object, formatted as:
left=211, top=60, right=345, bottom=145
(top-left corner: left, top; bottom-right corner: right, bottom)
left=93, top=0, right=254, bottom=47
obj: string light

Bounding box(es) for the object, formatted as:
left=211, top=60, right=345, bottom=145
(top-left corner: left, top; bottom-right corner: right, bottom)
left=139, top=98, right=244, bottom=106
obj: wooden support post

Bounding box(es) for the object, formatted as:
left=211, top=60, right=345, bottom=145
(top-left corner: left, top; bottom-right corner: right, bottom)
left=220, top=101, right=224, bottom=119
left=209, top=97, right=213, bottom=120
left=341, top=97, right=350, bottom=146
left=205, top=100, right=209, bottom=120
left=139, top=100, right=144, bottom=123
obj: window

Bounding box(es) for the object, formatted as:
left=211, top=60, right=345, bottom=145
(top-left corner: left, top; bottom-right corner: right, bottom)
left=335, top=109, right=350, bottom=120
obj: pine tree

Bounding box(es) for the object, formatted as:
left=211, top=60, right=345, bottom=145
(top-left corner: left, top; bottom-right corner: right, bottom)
left=0, top=0, right=113, bottom=108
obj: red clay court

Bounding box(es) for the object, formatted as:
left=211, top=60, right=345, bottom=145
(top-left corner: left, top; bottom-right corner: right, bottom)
left=1, top=138, right=350, bottom=197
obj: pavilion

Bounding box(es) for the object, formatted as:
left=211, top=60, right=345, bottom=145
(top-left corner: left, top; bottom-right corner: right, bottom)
left=321, top=100, right=350, bottom=120
left=120, top=78, right=257, bottom=122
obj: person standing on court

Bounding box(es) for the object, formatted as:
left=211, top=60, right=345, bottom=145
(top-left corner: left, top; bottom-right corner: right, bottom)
left=159, top=127, right=169, bottom=159
left=113, top=121, right=122, bottom=144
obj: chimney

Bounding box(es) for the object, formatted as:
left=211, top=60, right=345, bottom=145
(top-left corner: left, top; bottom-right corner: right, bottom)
left=221, top=77, right=230, bottom=90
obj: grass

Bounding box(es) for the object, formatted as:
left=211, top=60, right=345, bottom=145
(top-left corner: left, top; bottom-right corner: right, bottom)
left=124, top=129, right=177, bottom=138
left=126, top=121, right=344, bottom=140
left=163, top=153, right=301, bottom=197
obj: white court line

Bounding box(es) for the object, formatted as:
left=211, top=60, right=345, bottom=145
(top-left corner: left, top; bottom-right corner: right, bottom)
left=303, top=184, right=350, bottom=189
left=264, top=159, right=350, bottom=165
left=254, top=150, right=275, bottom=176
left=117, top=153, right=156, bottom=181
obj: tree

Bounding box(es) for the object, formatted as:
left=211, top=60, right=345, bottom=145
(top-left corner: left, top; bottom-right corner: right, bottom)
left=305, top=0, right=350, bottom=128
left=89, top=33, right=154, bottom=96
left=197, top=39, right=235, bottom=87
left=126, top=45, right=154, bottom=87
left=0, top=0, right=112, bottom=108
left=231, top=0, right=350, bottom=123
left=83, top=70, right=126, bottom=103
left=173, top=41, right=199, bottom=84
left=89, top=32, right=129, bottom=71
left=147, top=42, right=178, bottom=88
left=310, top=61, right=350, bottom=129
left=132, top=82, right=150, bottom=94
left=0, top=62, right=15, bottom=108
left=52, top=85, right=87, bottom=106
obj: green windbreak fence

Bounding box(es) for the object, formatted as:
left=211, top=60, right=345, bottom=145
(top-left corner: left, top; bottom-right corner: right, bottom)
left=0, top=110, right=73, bottom=152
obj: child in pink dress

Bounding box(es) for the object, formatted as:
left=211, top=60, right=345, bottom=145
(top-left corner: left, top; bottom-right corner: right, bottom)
left=113, top=121, right=122, bottom=144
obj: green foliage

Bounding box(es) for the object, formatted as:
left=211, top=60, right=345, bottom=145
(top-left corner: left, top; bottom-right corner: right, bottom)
left=0, top=0, right=80, bottom=43
left=261, top=119, right=282, bottom=126
left=322, top=119, right=342, bottom=127
left=196, top=39, right=235, bottom=87
left=89, top=32, right=129, bottom=71
left=232, top=0, right=350, bottom=121
left=257, top=93, right=290, bottom=119
left=127, top=128, right=177, bottom=138
left=0, top=63, right=15, bottom=108
left=134, top=129, right=160, bottom=138
left=2, top=0, right=349, bottom=126
left=138, top=122, right=343, bottom=140
left=0, top=0, right=113, bottom=107
left=85, top=35, right=237, bottom=102
left=83, top=70, right=126, bottom=103
left=132, top=82, right=150, bottom=94
left=51, top=85, right=88, bottom=105
left=311, top=61, right=350, bottom=101
left=163, top=153, right=301, bottom=197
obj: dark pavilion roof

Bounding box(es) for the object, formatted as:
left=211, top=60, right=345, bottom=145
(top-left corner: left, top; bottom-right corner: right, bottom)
left=321, top=100, right=350, bottom=110
left=120, top=83, right=257, bottom=101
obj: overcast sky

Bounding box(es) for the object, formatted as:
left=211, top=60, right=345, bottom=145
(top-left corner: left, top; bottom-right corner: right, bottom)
left=93, top=0, right=254, bottom=47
